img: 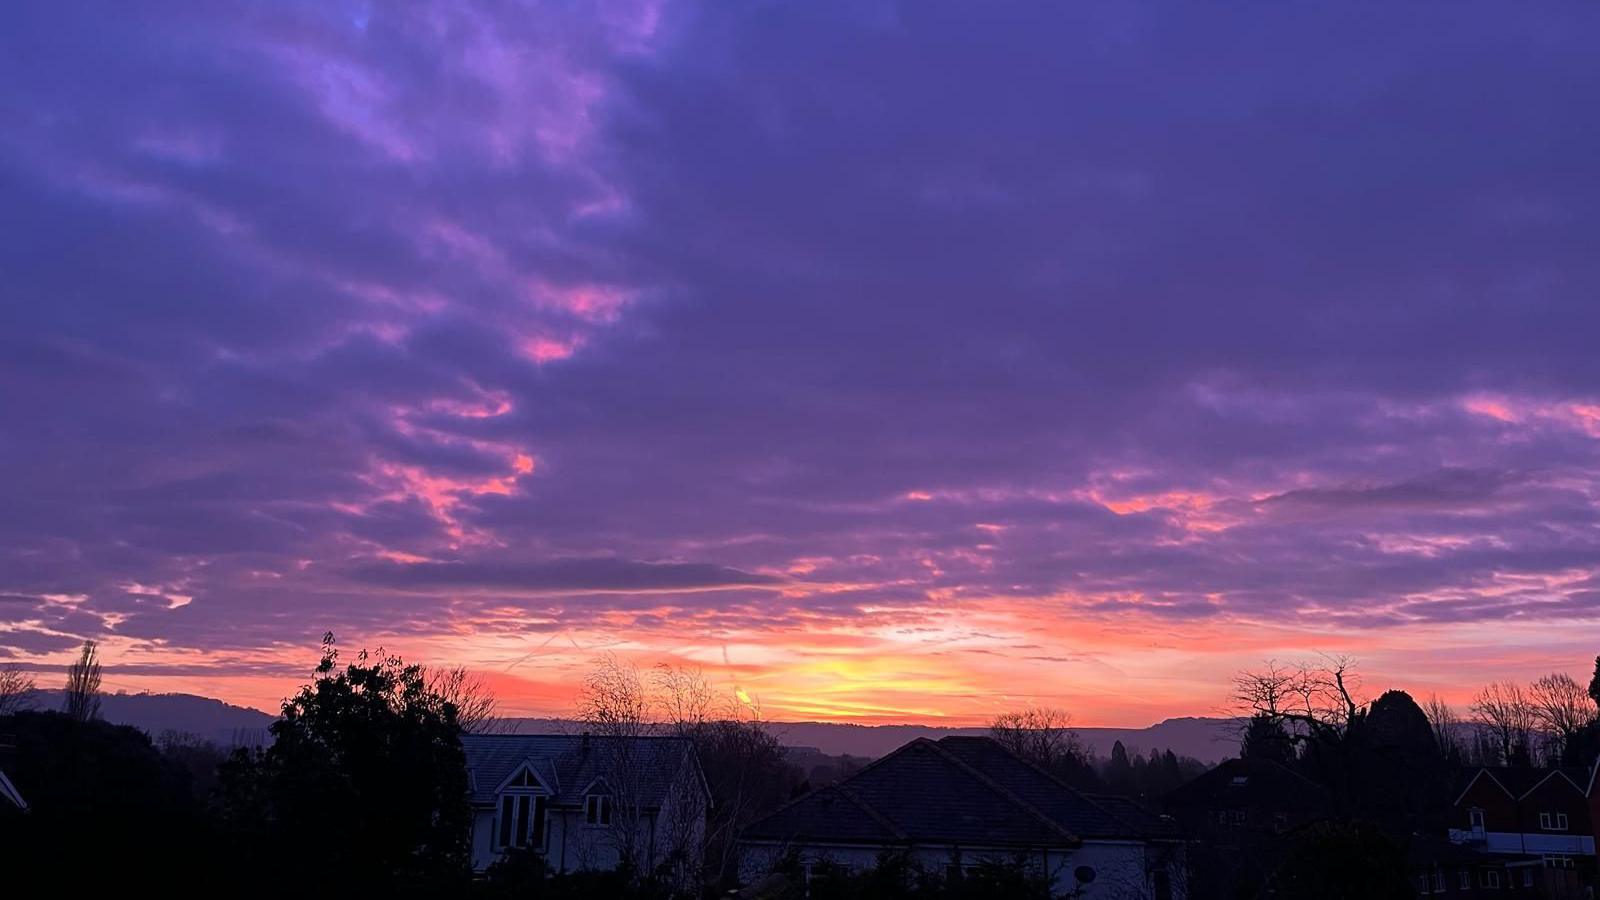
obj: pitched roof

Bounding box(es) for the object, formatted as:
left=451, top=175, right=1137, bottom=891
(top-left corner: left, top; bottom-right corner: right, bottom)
left=1162, top=757, right=1330, bottom=814
left=460, top=733, right=699, bottom=809
left=741, top=736, right=1170, bottom=848
left=0, top=767, right=25, bottom=811
left=1453, top=766, right=1590, bottom=805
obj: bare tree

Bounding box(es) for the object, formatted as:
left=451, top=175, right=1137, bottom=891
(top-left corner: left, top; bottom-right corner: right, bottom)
left=990, top=705, right=1085, bottom=769
left=578, top=653, right=652, bottom=739
left=653, top=663, right=716, bottom=735
left=1423, top=694, right=1459, bottom=757
left=575, top=653, right=655, bottom=878
left=426, top=665, right=505, bottom=734
left=1231, top=656, right=1364, bottom=747
left=1528, top=672, right=1592, bottom=762
left=1471, top=681, right=1535, bottom=764
left=0, top=665, right=35, bottom=715
left=63, top=640, right=102, bottom=722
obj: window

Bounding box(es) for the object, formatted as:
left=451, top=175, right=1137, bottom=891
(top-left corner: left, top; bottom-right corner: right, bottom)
left=1459, top=870, right=1471, bottom=890
left=1556, top=812, right=1569, bottom=830
left=1482, top=869, right=1500, bottom=889
left=496, top=793, right=547, bottom=849
left=585, top=794, right=612, bottom=826
left=1469, top=809, right=1485, bottom=829
left=1544, top=855, right=1575, bottom=870
left=1229, top=775, right=1249, bottom=786
left=1540, top=812, right=1552, bottom=830
left=1521, top=869, right=1533, bottom=887
left=1430, top=870, right=1444, bottom=893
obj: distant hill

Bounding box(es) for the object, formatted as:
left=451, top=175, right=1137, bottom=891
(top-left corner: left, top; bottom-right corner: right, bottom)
left=497, top=715, right=1241, bottom=762
left=21, top=690, right=274, bottom=746
left=756, top=717, right=1241, bottom=762
left=8, top=691, right=1239, bottom=761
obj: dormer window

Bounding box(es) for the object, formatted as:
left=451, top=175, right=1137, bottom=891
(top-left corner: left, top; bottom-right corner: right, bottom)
left=495, top=764, right=548, bottom=851
left=585, top=794, right=613, bottom=826
left=1469, top=809, right=1485, bottom=829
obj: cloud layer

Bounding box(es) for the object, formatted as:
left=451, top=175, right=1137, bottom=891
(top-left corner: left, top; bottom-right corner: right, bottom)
left=2, top=1, right=1598, bottom=723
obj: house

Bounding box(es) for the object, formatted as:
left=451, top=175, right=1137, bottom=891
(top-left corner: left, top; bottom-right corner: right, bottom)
left=738, top=736, right=1186, bottom=899
left=461, top=733, right=710, bottom=877
left=1449, top=767, right=1595, bottom=863
left=1407, top=834, right=1570, bottom=898
left=1161, top=757, right=1331, bottom=898
left=1162, top=756, right=1329, bottom=839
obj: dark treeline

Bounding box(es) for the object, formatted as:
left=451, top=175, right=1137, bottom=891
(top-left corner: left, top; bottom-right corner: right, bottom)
left=988, top=703, right=1209, bottom=801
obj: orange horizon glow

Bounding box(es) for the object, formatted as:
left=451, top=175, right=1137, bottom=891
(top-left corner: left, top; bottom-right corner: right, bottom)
left=20, top=602, right=1597, bottom=730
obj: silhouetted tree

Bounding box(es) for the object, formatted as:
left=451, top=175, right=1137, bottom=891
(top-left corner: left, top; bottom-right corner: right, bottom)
left=0, top=710, right=208, bottom=883
left=1562, top=721, right=1600, bottom=768
left=990, top=705, right=1100, bottom=789
left=62, top=639, right=101, bottom=722
left=1232, top=656, right=1363, bottom=750
left=1358, top=690, right=1437, bottom=760
left=574, top=657, right=795, bottom=892
left=1267, top=821, right=1412, bottom=900
left=1589, top=655, right=1600, bottom=712
left=155, top=729, right=229, bottom=802
left=1345, top=690, right=1446, bottom=830
left=1240, top=713, right=1295, bottom=762
left=1104, top=740, right=1136, bottom=795
left=577, top=653, right=667, bottom=883
left=1529, top=672, right=1593, bottom=762
left=0, top=664, right=34, bottom=715
left=1423, top=694, right=1461, bottom=762
left=217, top=634, right=471, bottom=891
left=428, top=664, right=504, bottom=734
left=1471, top=681, right=1535, bottom=765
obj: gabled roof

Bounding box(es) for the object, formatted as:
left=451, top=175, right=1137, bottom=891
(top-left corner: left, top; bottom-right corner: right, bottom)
left=1453, top=766, right=1590, bottom=806
left=461, top=733, right=701, bottom=810
left=1162, top=757, right=1330, bottom=815
left=741, top=736, right=1168, bottom=849
left=0, top=767, right=25, bottom=812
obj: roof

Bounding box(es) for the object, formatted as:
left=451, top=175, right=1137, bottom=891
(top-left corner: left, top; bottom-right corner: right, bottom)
left=0, top=767, right=25, bottom=812
left=741, top=736, right=1172, bottom=848
left=1085, top=793, right=1181, bottom=839
left=1162, top=757, right=1330, bottom=815
left=460, top=733, right=701, bottom=810
left=1453, top=766, right=1589, bottom=806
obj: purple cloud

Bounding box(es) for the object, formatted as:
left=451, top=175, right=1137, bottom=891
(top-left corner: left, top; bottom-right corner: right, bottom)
left=1, top=0, right=1598, bottom=720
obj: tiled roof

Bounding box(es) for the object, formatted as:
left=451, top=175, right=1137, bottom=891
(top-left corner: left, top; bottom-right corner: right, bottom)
left=1162, top=757, right=1330, bottom=814
left=461, top=733, right=698, bottom=809
left=741, top=736, right=1173, bottom=848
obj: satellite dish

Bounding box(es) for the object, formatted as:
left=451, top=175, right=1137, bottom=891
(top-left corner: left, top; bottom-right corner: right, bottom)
left=1074, top=865, right=1097, bottom=884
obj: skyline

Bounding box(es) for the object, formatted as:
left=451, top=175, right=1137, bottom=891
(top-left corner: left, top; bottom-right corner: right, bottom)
left=3, top=1, right=1600, bottom=726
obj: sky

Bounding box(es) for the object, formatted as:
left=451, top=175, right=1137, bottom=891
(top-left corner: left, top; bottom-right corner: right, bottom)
left=2, top=1, right=1599, bottom=727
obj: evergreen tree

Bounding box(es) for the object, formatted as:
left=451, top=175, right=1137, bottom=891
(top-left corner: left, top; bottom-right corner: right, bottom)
left=218, top=634, right=472, bottom=892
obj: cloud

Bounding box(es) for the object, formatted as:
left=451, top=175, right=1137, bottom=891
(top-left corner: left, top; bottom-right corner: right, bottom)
left=347, top=558, right=783, bottom=594
left=0, top=0, right=1598, bottom=722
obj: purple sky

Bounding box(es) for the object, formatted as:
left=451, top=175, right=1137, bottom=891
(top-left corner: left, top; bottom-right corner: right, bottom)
left=2, top=1, right=1599, bottom=724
